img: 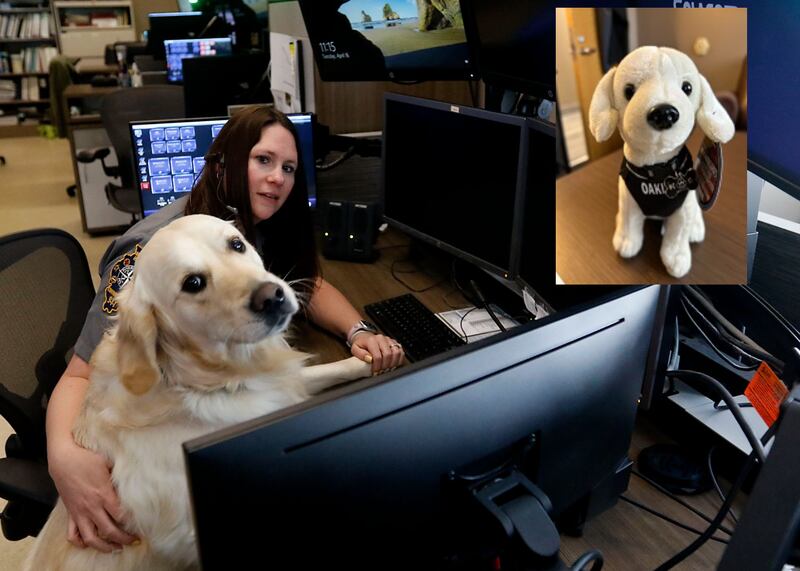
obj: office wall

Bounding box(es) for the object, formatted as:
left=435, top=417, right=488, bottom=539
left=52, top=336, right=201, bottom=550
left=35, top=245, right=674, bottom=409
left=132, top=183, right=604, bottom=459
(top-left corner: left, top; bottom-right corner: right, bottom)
left=636, top=8, right=747, bottom=92
left=132, top=0, right=179, bottom=40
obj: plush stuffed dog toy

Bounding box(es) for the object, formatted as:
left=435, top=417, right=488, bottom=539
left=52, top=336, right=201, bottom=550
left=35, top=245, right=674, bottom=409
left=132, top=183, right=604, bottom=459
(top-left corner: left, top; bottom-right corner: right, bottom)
left=589, top=46, right=735, bottom=278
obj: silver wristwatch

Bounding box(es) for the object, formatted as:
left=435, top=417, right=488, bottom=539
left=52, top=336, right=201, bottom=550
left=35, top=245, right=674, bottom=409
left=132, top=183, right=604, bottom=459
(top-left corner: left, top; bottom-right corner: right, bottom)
left=346, top=320, right=378, bottom=348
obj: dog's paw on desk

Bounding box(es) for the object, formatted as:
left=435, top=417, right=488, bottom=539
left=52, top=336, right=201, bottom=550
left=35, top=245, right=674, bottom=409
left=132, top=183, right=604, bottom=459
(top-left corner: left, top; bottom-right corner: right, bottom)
left=342, top=355, right=374, bottom=380
left=301, top=356, right=374, bottom=394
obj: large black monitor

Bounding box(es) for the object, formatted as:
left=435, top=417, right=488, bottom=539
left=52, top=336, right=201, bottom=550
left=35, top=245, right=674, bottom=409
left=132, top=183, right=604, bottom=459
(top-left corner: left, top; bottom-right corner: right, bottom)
left=184, top=285, right=664, bottom=569
left=382, top=93, right=527, bottom=280
left=518, top=117, right=557, bottom=290
left=717, top=384, right=800, bottom=571
left=734, top=0, right=800, bottom=202
left=146, top=11, right=211, bottom=60
left=462, top=0, right=555, bottom=99
left=130, top=113, right=317, bottom=217
left=164, top=37, right=233, bottom=83
left=182, top=52, right=270, bottom=118
left=297, top=0, right=474, bottom=81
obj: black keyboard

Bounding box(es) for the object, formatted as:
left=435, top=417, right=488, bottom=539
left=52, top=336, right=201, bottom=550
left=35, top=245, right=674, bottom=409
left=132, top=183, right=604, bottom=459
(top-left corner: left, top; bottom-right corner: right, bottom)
left=365, top=294, right=466, bottom=362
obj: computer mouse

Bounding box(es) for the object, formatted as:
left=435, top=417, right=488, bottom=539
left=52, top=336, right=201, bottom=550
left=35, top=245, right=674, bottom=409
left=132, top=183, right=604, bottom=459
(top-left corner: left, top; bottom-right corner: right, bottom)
left=637, top=443, right=712, bottom=495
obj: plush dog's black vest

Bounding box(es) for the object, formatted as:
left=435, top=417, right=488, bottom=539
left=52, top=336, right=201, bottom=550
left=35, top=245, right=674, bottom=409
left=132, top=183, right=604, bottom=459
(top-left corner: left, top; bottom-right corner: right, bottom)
left=620, top=145, right=698, bottom=218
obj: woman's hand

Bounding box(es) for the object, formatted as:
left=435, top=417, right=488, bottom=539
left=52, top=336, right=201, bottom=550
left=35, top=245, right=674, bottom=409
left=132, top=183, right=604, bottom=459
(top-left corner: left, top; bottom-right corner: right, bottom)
left=349, top=332, right=405, bottom=375
left=48, top=440, right=138, bottom=552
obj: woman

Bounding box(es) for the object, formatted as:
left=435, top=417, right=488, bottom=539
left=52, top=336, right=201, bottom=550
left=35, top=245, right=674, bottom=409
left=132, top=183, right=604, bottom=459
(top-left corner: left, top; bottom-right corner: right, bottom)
left=46, top=106, right=404, bottom=552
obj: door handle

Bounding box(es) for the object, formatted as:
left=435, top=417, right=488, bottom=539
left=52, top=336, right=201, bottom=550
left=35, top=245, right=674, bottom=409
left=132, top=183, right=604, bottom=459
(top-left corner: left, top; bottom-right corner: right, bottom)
left=580, top=47, right=597, bottom=55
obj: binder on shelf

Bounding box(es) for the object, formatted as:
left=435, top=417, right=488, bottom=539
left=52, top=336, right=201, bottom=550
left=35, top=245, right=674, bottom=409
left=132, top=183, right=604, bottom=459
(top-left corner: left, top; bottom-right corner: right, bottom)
left=10, top=53, right=22, bottom=74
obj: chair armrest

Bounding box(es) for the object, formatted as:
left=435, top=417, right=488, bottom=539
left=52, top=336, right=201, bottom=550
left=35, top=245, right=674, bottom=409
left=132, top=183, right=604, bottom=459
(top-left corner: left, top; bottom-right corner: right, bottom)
left=0, top=457, right=57, bottom=506
left=75, top=147, right=120, bottom=178
left=75, top=146, right=110, bottom=164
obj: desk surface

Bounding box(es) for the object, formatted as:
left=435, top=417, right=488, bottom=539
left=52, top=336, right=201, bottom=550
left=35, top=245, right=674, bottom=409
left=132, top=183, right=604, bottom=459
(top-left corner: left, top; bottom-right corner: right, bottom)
left=296, top=229, right=735, bottom=568
left=556, top=130, right=748, bottom=284
left=63, top=83, right=120, bottom=99
left=62, top=84, right=121, bottom=126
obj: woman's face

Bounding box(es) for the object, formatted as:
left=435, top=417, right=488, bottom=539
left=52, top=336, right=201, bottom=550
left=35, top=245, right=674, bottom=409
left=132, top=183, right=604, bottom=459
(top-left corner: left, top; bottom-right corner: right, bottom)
left=248, top=124, right=298, bottom=223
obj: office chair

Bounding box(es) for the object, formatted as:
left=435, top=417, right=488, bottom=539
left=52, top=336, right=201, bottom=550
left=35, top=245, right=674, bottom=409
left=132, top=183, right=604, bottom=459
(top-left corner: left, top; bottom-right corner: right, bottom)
left=0, top=228, right=95, bottom=540
left=75, top=85, right=185, bottom=224
left=48, top=56, right=81, bottom=197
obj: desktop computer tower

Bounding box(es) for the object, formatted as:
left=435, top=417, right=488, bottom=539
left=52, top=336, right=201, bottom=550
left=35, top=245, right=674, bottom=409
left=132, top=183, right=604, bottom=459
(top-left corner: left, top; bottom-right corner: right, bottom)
left=320, top=200, right=379, bottom=262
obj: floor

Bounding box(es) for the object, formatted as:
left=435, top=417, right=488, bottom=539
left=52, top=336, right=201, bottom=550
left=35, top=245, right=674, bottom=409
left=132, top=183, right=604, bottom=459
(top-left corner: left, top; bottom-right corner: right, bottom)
left=0, top=135, right=117, bottom=570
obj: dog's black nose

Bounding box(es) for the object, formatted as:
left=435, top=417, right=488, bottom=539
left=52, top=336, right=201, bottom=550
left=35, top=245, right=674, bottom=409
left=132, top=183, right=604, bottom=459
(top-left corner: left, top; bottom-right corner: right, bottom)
left=647, top=104, right=680, bottom=130
left=250, top=282, right=285, bottom=314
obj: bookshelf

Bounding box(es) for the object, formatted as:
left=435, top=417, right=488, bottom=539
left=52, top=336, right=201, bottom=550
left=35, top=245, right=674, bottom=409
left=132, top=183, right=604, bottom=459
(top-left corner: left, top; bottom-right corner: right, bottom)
left=0, top=0, right=57, bottom=132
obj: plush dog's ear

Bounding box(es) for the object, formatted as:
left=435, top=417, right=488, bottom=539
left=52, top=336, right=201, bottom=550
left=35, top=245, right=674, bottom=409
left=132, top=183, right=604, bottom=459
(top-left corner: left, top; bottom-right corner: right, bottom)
left=116, top=288, right=160, bottom=396
left=696, top=74, right=735, bottom=143
left=589, top=66, right=619, bottom=142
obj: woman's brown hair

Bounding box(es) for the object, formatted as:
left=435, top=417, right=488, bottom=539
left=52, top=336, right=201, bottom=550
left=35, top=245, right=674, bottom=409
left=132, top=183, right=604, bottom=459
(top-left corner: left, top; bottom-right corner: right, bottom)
left=186, top=105, right=320, bottom=290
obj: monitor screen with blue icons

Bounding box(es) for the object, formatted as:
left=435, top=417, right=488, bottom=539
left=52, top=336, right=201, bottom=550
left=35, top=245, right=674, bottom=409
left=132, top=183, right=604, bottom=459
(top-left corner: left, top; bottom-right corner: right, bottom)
left=130, top=113, right=317, bottom=217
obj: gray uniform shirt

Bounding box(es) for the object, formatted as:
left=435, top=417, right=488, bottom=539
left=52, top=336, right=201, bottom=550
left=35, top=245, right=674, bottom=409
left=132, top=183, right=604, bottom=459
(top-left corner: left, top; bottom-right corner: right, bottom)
left=74, top=197, right=190, bottom=362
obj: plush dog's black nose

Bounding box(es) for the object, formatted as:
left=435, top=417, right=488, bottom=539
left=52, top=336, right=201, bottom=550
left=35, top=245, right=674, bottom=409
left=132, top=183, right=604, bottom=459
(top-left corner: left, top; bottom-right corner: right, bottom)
left=647, top=104, right=680, bottom=130
left=250, top=282, right=285, bottom=314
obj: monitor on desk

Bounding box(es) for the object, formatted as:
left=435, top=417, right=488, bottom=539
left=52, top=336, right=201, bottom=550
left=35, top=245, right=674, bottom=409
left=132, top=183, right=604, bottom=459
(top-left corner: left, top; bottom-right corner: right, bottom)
left=517, top=117, right=557, bottom=291
left=182, top=52, right=270, bottom=118
left=461, top=0, right=555, bottom=99
left=130, top=113, right=317, bottom=217
left=146, top=11, right=212, bottom=60
left=297, top=0, right=475, bottom=81
left=382, top=93, right=527, bottom=281
left=164, top=37, right=233, bottom=83
left=184, top=285, right=666, bottom=570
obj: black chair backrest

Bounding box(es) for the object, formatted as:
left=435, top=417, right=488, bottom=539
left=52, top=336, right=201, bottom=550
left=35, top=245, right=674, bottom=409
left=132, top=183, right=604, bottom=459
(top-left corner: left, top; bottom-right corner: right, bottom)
left=100, top=85, right=186, bottom=191
left=0, top=229, right=95, bottom=460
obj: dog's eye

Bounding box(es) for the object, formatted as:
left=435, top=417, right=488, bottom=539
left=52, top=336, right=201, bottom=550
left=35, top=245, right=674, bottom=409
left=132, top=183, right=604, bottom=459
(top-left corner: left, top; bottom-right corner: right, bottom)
left=624, top=84, right=636, bottom=101
left=229, top=238, right=246, bottom=253
left=182, top=274, right=207, bottom=294
left=682, top=81, right=693, bottom=96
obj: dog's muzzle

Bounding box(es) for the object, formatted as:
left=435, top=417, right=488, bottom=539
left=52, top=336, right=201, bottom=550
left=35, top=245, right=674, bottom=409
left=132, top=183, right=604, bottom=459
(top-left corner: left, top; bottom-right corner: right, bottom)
left=250, top=282, right=293, bottom=327
left=647, top=104, right=680, bottom=130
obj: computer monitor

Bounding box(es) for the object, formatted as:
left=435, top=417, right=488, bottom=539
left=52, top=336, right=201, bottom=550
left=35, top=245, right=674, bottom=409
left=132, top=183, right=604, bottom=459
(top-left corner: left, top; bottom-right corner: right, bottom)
left=517, top=117, right=557, bottom=290
left=146, top=11, right=211, bottom=60
left=297, top=0, right=475, bottom=81
left=164, top=37, right=233, bottom=83
left=182, top=52, right=270, bottom=118
left=130, top=113, right=317, bottom=217
left=717, top=384, right=800, bottom=571
left=733, top=1, right=799, bottom=204
left=461, top=0, right=555, bottom=99
left=184, top=284, right=665, bottom=569
left=382, top=93, right=527, bottom=280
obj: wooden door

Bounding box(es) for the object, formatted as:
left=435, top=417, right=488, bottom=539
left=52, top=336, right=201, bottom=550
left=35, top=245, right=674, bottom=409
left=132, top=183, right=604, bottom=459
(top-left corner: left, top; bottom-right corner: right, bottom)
left=564, top=8, right=623, bottom=161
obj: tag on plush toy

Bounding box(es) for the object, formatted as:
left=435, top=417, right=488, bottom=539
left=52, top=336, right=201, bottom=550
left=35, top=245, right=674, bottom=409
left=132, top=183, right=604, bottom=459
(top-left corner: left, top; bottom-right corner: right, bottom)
left=695, top=137, right=723, bottom=210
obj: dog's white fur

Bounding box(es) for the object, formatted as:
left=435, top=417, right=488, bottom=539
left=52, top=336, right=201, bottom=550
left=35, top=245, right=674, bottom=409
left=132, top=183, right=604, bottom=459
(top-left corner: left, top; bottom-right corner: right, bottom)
left=589, top=46, right=734, bottom=277
left=25, top=215, right=372, bottom=571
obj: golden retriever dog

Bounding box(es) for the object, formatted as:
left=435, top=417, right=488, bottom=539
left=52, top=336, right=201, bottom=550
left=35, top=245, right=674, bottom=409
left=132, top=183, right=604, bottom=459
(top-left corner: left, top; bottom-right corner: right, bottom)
left=25, top=214, right=372, bottom=571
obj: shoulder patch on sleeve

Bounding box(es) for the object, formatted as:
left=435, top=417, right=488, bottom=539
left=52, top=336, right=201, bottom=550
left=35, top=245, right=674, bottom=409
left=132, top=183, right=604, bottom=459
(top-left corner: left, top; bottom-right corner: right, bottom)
left=102, top=244, right=142, bottom=315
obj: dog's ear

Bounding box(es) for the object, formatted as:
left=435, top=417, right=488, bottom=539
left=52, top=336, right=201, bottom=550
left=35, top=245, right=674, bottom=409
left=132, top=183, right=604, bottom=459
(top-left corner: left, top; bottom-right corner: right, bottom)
left=696, top=74, right=735, bottom=143
left=589, top=66, right=619, bottom=142
left=116, top=288, right=160, bottom=396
